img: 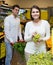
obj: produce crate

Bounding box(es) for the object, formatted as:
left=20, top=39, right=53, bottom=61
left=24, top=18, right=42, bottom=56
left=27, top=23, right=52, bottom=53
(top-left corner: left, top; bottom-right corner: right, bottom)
left=0, top=42, right=6, bottom=59
left=0, top=57, right=5, bottom=65
left=0, top=32, right=4, bottom=43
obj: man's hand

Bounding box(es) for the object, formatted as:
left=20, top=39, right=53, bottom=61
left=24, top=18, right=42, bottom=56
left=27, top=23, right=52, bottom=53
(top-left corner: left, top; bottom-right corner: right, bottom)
left=10, top=42, right=14, bottom=46
left=19, top=39, right=25, bottom=42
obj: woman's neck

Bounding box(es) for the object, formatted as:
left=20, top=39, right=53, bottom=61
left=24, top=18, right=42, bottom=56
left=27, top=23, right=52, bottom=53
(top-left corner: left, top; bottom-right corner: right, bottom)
left=33, top=19, right=40, bottom=23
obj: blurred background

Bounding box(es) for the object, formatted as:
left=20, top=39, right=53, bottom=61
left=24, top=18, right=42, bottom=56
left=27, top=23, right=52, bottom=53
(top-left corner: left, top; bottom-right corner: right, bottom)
left=0, top=0, right=53, bottom=65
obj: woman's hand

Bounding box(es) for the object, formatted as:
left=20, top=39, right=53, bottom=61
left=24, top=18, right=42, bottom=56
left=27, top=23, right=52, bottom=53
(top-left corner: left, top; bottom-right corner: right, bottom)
left=38, top=38, right=43, bottom=42
left=32, top=32, right=37, bottom=38
left=32, top=32, right=41, bottom=43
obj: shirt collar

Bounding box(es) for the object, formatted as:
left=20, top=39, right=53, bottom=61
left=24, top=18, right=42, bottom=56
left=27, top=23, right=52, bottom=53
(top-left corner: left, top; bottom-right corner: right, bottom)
left=11, top=14, right=18, bottom=18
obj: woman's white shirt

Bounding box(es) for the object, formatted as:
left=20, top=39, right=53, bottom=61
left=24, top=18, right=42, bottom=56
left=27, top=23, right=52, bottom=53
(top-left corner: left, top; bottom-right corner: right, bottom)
left=24, top=20, right=50, bottom=54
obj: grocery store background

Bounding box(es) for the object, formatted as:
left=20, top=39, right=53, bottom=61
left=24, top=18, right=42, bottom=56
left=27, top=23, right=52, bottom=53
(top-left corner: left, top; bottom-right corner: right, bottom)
left=0, top=0, right=53, bottom=65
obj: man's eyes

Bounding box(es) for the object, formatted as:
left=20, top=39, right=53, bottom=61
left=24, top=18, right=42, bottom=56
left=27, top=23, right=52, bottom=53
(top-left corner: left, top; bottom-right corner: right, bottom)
left=15, top=9, right=19, bottom=11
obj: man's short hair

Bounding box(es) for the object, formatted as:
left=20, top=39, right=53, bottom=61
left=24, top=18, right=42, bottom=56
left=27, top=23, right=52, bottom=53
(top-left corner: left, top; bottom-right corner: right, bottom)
left=12, top=5, right=20, bottom=9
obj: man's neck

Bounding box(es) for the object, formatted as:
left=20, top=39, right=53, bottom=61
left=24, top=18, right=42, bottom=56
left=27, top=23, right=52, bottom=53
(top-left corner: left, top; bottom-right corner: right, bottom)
left=12, top=13, right=17, bottom=18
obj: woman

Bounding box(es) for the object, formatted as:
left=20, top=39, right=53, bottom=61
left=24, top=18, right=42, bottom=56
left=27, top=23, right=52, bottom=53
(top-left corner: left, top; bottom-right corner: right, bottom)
left=24, top=5, right=50, bottom=61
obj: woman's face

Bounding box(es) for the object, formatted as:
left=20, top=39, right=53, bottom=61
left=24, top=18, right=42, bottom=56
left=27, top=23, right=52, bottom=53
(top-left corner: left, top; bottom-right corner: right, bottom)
left=31, top=8, right=40, bottom=20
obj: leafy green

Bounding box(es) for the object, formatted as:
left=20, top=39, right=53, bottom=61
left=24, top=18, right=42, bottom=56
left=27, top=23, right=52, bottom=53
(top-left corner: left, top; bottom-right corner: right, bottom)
left=13, top=42, right=26, bottom=58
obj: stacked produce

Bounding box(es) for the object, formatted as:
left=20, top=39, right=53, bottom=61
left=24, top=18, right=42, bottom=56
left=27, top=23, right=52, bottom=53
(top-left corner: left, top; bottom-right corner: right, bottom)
left=27, top=51, right=53, bottom=65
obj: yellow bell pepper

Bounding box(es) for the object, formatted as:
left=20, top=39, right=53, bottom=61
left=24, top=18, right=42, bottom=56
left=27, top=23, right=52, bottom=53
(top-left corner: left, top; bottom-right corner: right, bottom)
left=46, top=37, right=52, bottom=48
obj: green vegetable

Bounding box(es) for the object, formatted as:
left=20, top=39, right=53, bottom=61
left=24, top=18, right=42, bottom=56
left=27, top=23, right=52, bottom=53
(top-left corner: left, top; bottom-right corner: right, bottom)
left=13, top=42, right=26, bottom=58
left=27, top=51, right=53, bottom=65
left=33, top=34, right=40, bottom=42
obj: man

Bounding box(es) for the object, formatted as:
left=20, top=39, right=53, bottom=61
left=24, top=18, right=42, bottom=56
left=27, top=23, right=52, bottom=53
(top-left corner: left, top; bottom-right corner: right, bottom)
left=4, top=5, right=23, bottom=65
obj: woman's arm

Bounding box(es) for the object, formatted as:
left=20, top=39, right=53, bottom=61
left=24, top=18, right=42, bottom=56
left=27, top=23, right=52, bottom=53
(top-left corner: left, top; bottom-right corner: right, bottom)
left=24, top=23, right=33, bottom=42
left=40, top=21, right=50, bottom=41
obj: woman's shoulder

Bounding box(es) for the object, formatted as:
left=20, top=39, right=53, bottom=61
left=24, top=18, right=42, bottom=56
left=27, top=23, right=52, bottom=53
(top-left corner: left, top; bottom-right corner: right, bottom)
left=26, top=21, right=33, bottom=25
left=41, top=20, right=49, bottom=24
left=41, top=19, right=48, bottom=22
left=41, top=20, right=50, bottom=26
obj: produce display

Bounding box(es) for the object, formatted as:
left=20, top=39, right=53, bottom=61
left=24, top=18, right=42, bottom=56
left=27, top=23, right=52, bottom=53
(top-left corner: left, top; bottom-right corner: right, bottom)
left=0, top=42, right=6, bottom=59
left=32, top=33, right=40, bottom=42
left=0, top=26, right=4, bottom=32
left=46, top=37, right=52, bottom=48
left=27, top=51, right=53, bottom=65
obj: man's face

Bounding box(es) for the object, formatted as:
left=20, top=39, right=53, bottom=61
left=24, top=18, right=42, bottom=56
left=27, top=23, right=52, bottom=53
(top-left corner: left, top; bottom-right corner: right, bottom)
left=12, top=7, right=19, bottom=16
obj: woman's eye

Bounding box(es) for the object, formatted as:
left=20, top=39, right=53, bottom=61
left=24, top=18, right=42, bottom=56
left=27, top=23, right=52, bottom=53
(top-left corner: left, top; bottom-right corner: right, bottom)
left=32, top=11, right=35, bottom=13
left=32, top=11, right=39, bottom=13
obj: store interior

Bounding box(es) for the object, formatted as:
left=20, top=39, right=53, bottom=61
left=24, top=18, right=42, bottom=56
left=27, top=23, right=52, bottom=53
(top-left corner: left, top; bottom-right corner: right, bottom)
left=0, top=0, right=53, bottom=65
